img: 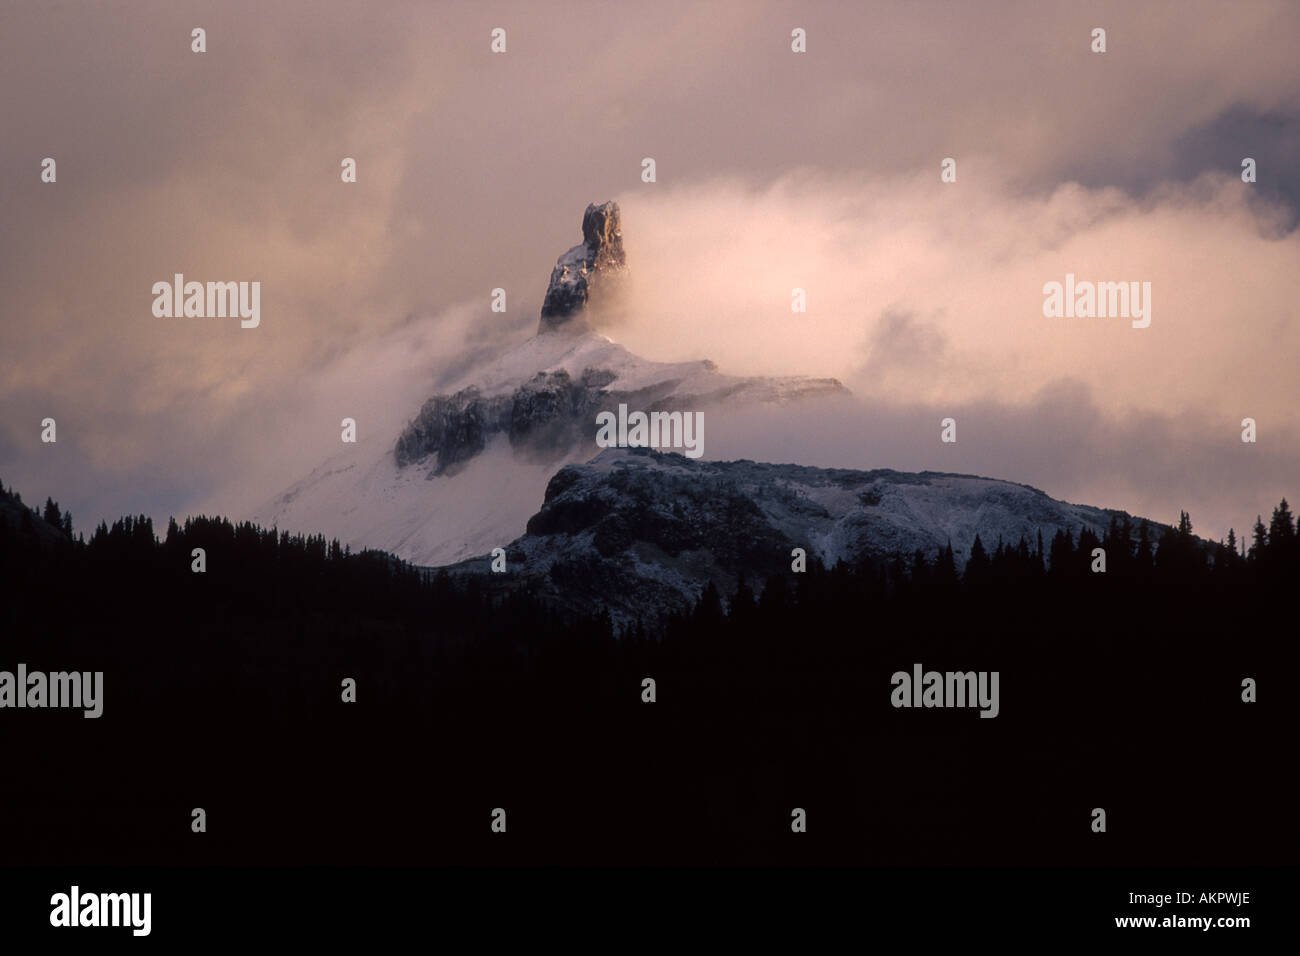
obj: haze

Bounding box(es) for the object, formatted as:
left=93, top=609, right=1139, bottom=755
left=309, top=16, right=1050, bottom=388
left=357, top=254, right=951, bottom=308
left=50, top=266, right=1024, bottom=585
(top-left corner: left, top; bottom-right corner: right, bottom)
left=2, top=0, right=1297, bottom=544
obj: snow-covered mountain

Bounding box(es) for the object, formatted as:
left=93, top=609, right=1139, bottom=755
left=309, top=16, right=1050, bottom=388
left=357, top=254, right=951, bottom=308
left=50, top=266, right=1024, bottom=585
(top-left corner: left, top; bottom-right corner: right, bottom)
left=254, top=198, right=1164, bottom=605
left=448, top=447, right=1156, bottom=621
left=251, top=201, right=848, bottom=565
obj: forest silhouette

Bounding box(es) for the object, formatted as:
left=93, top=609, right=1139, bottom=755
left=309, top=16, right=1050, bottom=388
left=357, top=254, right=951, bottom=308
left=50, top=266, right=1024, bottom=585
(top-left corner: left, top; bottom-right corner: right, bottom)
left=1, top=479, right=1294, bottom=865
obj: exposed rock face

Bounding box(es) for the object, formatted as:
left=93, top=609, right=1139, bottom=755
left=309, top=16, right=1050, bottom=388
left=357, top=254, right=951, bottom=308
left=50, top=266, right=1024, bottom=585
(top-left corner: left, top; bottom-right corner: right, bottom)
left=393, top=386, right=500, bottom=474
left=539, top=201, right=627, bottom=331
left=395, top=369, right=616, bottom=474
left=393, top=364, right=847, bottom=475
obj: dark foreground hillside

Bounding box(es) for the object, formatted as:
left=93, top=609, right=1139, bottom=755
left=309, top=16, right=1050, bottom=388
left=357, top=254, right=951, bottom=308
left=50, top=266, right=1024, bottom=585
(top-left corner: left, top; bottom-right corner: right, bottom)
left=1, top=483, right=1295, bottom=865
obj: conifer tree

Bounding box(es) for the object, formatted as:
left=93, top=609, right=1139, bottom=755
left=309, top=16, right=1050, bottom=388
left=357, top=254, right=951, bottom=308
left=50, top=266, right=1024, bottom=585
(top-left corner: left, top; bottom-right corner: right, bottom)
left=964, top=535, right=990, bottom=590
left=1268, top=499, right=1294, bottom=547
left=934, top=540, right=959, bottom=592
left=1248, top=516, right=1268, bottom=562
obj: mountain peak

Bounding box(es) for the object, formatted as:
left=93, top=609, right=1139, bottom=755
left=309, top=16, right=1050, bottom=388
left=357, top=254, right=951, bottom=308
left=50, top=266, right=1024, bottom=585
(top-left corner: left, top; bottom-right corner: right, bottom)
left=539, top=201, right=627, bottom=333
left=453, top=449, right=1155, bottom=623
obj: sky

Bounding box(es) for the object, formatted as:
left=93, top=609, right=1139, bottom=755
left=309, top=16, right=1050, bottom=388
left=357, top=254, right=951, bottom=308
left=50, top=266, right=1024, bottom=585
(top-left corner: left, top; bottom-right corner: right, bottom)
left=1, top=0, right=1297, bottom=544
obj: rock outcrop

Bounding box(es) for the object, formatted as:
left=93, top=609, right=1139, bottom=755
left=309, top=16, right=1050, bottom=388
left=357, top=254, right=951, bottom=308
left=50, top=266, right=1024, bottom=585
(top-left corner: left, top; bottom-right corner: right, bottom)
left=538, top=201, right=627, bottom=331
left=394, top=369, right=614, bottom=473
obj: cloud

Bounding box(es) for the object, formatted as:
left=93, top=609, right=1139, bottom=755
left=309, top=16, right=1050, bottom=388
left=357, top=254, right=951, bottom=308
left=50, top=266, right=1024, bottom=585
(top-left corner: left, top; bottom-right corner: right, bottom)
left=601, top=164, right=1300, bottom=539
left=1, top=0, right=1297, bottom=544
left=860, top=308, right=948, bottom=375
left=609, top=168, right=1300, bottom=423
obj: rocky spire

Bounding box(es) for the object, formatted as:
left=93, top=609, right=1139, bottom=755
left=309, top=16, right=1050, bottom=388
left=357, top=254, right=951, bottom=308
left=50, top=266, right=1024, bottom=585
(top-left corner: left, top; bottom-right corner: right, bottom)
left=538, top=201, right=627, bottom=332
